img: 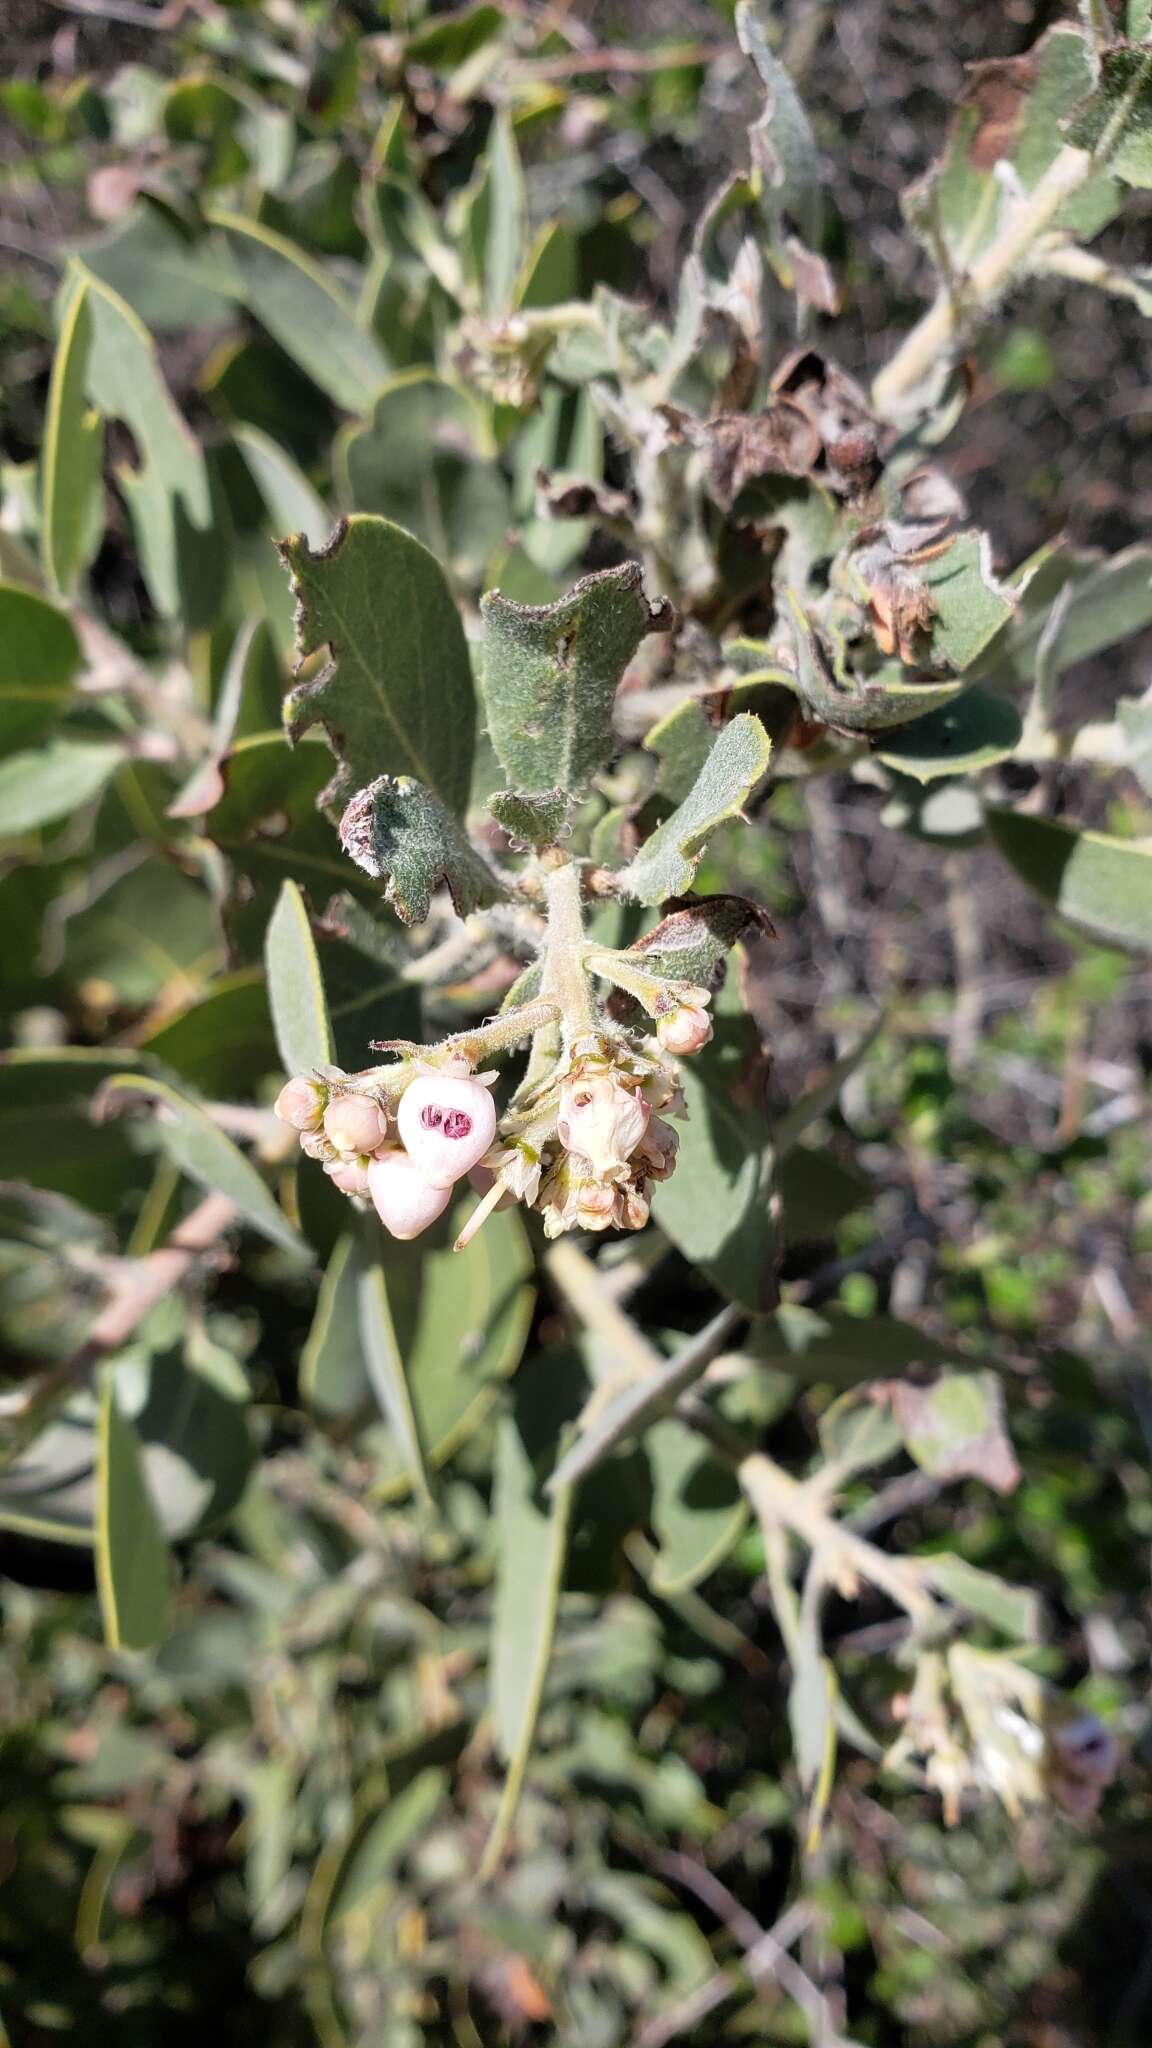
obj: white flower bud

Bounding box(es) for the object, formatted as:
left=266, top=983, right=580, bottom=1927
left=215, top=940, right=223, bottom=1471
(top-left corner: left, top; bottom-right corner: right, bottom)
left=299, top=1127, right=337, bottom=1162
left=367, top=1151, right=453, bottom=1240
left=656, top=1001, right=713, bottom=1056
left=396, top=1073, right=497, bottom=1188
left=557, top=1074, right=649, bottom=1177
left=323, top=1093, right=389, bottom=1156
left=274, top=1076, right=327, bottom=1131
left=325, top=1156, right=372, bottom=1198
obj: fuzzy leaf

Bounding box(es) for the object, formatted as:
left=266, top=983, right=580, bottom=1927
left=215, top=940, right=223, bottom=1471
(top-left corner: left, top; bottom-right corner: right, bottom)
left=617, top=715, right=771, bottom=904
left=1065, top=47, right=1152, bottom=189
left=621, top=894, right=774, bottom=987
left=920, top=532, right=1015, bottom=672
left=986, top=808, right=1152, bottom=954
left=736, top=0, right=824, bottom=292
left=903, top=26, right=1121, bottom=265
left=300, top=1234, right=371, bottom=1420
left=875, top=687, right=1022, bottom=782
left=973, top=542, right=1152, bottom=692
left=924, top=1554, right=1040, bottom=1640
left=489, top=787, right=570, bottom=850
left=546, top=1308, right=740, bottom=1495
left=339, top=371, right=509, bottom=585
left=339, top=773, right=505, bottom=925
left=777, top=607, right=964, bottom=733
left=281, top=514, right=476, bottom=814
left=479, top=562, right=670, bottom=797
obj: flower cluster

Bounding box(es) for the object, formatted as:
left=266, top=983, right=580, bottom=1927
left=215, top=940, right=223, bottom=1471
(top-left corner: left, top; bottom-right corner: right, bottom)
left=274, top=1056, right=498, bottom=1241
left=274, top=981, right=714, bottom=1251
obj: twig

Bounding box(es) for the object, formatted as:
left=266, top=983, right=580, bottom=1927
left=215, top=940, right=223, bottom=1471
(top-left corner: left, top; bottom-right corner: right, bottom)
left=81, top=1192, right=238, bottom=1360
left=944, top=856, right=982, bottom=1076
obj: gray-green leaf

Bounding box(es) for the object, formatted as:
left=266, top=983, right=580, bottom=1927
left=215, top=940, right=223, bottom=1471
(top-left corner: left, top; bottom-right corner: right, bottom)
left=281, top=514, right=476, bottom=814
left=339, top=773, right=505, bottom=925
left=479, top=563, right=671, bottom=797
left=617, top=714, right=772, bottom=904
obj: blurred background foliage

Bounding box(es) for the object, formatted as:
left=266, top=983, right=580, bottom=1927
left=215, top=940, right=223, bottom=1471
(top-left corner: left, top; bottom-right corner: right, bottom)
left=1, top=1, right=1151, bottom=2045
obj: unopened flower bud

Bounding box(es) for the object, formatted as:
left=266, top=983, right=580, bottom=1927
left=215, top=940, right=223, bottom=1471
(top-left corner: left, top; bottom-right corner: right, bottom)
left=274, top=1076, right=327, bottom=1131
left=367, top=1150, right=453, bottom=1240
left=300, top=1128, right=337, bottom=1162
left=557, top=1074, right=649, bottom=1176
left=621, top=1186, right=650, bottom=1231
left=656, top=1000, right=712, bottom=1057
left=323, top=1093, right=389, bottom=1156
left=325, top=1156, right=372, bottom=1198
left=396, top=1073, right=497, bottom=1188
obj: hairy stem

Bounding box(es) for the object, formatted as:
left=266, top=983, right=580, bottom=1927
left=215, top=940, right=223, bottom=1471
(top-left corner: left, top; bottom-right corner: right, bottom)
left=873, top=145, right=1093, bottom=416
left=540, top=859, right=596, bottom=1047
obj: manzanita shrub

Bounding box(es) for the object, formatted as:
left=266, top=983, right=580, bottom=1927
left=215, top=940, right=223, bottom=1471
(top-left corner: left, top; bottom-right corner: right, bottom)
left=2, top=1, right=1151, bottom=2040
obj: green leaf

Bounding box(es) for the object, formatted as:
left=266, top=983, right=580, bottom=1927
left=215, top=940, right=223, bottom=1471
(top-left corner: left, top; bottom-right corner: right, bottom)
left=652, top=1005, right=776, bottom=1312
left=759, top=1304, right=971, bottom=1382
left=477, top=112, right=527, bottom=315
left=0, top=1050, right=154, bottom=1213
left=338, top=773, right=505, bottom=925
left=67, top=262, right=223, bottom=626
left=618, top=894, right=774, bottom=987
left=986, top=808, right=1152, bottom=953
left=77, top=195, right=243, bottom=332
left=42, top=279, right=104, bottom=596
left=771, top=606, right=966, bottom=733
left=114, top=1339, right=254, bottom=1539
left=0, top=738, right=124, bottom=835
left=233, top=422, right=331, bottom=549
left=904, top=25, right=1120, bottom=268
left=1065, top=47, right=1152, bottom=189
left=618, top=715, right=771, bottom=904
left=208, top=211, right=389, bottom=411
left=736, top=1, right=822, bottom=251
left=300, top=1233, right=371, bottom=1419
left=647, top=1418, right=747, bottom=1595
left=1118, top=694, right=1152, bottom=797
left=482, top=1414, right=574, bottom=1874
left=356, top=1216, right=434, bottom=1510
left=366, top=1199, right=534, bottom=1498
left=98, top=1074, right=307, bottom=1256
left=974, top=542, right=1152, bottom=692
left=96, top=1373, right=171, bottom=1652
left=0, top=1404, right=102, bottom=1546
left=0, top=583, right=83, bottom=751
left=479, top=563, right=669, bottom=797
left=874, top=687, right=1022, bottom=783
left=923, top=1554, right=1040, bottom=1641
left=265, top=878, right=335, bottom=1075
left=206, top=733, right=358, bottom=949
left=919, top=532, right=1015, bottom=673
left=488, top=786, right=570, bottom=850
left=138, top=972, right=275, bottom=1099
left=281, top=513, right=476, bottom=813
left=788, top=1634, right=837, bottom=1848
left=338, top=371, right=510, bottom=585
left=331, top=1770, right=448, bottom=1921
left=818, top=1388, right=903, bottom=1478
left=60, top=856, right=220, bottom=1007
left=889, top=1372, right=1020, bottom=1494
